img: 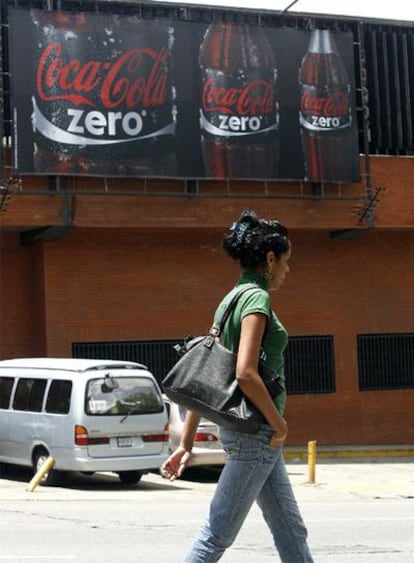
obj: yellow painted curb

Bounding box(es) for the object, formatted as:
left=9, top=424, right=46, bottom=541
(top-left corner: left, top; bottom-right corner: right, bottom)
left=284, top=447, right=414, bottom=462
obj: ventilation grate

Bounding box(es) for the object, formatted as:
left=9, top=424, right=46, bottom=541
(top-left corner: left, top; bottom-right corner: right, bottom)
left=72, top=339, right=180, bottom=385
left=358, top=333, right=414, bottom=390
left=73, top=335, right=336, bottom=395
left=285, top=335, right=336, bottom=394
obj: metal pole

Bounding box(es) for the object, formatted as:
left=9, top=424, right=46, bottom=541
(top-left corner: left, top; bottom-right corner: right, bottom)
left=307, top=440, right=317, bottom=483
left=27, top=457, right=55, bottom=492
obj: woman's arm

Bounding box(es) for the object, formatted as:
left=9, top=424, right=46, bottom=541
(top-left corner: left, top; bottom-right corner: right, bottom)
left=179, top=410, right=201, bottom=451
left=161, top=410, right=201, bottom=480
left=236, top=312, right=288, bottom=441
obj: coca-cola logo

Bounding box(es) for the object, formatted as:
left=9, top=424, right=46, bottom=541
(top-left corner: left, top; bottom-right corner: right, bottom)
left=299, top=86, right=351, bottom=131
left=36, top=42, right=168, bottom=109
left=300, top=89, right=349, bottom=118
left=202, top=77, right=275, bottom=116
left=200, top=73, right=279, bottom=137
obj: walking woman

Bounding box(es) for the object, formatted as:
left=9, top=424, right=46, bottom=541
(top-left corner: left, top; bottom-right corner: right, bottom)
left=161, top=209, right=314, bottom=562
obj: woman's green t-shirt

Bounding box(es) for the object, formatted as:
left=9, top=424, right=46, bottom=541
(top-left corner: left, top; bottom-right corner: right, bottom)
left=214, top=271, right=288, bottom=415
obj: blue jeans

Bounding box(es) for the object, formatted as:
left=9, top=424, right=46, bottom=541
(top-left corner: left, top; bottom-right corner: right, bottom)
left=183, top=425, right=314, bottom=563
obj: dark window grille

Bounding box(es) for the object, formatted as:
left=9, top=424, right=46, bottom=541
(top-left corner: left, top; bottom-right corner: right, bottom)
left=358, top=333, right=414, bottom=390
left=72, top=340, right=180, bottom=386
left=285, top=336, right=336, bottom=394
left=73, top=335, right=335, bottom=394
left=364, top=25, right=414, bottom=155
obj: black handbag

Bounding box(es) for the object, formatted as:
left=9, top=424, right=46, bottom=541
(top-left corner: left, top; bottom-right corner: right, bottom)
left=162, top=284, right=285, bottom=434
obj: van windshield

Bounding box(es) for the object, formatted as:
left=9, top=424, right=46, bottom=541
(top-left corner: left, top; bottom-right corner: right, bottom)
left=86, top=376, right=163, bottom=416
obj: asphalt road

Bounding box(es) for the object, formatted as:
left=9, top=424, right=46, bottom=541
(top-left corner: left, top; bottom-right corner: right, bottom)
left=1, top=459, right=414, bottom=562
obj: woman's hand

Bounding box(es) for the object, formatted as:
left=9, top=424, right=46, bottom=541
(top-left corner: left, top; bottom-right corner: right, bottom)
left=161, top=410, right=200, bottom=481
left=269, top=430, right=287, bottom=448
left=160, top=446, right=192, bottom=481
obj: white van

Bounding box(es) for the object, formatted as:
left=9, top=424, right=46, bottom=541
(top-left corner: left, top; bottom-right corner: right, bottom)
left=0, top=358, right=169, bottom=485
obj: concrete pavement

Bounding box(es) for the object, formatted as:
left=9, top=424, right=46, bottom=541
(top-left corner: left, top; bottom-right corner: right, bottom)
left=2, top=460, right=413, bottom=563
left=283, top=444, right=414, bottom=502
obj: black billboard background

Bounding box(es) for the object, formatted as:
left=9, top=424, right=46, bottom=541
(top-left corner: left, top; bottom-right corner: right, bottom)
left=8, top=7, right=360, bottom=182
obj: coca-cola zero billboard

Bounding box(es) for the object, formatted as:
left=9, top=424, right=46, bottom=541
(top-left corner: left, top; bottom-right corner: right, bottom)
left=8, top=7, right=360, bottom=182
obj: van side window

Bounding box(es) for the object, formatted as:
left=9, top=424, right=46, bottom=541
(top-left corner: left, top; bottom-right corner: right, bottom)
left=13, top=378, right=47, bottom=412
left=46, top=380, right=72, bottom=414
left=0, top=377, right=14, bottom=409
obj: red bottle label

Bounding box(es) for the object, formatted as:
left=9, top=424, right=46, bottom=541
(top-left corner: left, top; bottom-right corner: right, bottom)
left=200, top=68, right=279, bottom=138
left=299, top=85, right=351, bottom=132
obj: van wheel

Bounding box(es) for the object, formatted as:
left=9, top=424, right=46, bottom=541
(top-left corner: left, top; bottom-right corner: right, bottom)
left=117, top=471, right=143, bottom=485
left=33, top=450, right=59, bottom=486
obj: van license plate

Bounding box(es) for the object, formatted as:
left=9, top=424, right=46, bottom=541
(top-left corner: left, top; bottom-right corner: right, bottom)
left=117, top=437, right=133, bottom=447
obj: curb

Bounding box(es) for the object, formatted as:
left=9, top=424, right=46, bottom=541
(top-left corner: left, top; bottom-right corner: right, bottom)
left=284, top=445, right=414, bottom=462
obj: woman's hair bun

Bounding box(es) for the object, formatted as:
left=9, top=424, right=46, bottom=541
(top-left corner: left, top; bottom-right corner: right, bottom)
left=222, top=209, right=289, bottom=268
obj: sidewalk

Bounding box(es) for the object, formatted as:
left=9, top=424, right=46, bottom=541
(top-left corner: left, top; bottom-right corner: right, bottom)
left=282, top=444, right=414, bottom=502
left=1, top=446, right=413, bottom=502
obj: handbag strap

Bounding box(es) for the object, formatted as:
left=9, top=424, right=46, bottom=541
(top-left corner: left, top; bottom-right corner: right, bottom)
left=209, top=283, right=270, bottom=338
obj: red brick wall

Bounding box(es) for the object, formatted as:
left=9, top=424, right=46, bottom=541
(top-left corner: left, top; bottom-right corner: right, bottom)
left=2, top=226, right=413, bottom=446
left=0, top=233, right=47, bottom=357
left=1, top=154, right=414, bottom=446
left=3, top=157, right=414, bottom=231
left=282, top=230, right=414, bottom=446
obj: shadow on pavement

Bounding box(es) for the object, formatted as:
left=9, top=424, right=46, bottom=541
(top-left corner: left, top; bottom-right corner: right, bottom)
left=0, top=462, right=188, bottom=491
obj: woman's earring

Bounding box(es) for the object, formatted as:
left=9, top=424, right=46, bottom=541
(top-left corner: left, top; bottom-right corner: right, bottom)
left=264, top=264, right=273, bottom=281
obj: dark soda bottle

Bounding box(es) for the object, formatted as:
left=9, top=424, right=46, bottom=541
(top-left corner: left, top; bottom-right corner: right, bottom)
left=199, top=22, right=279, bottom=179
left=299, top=29, right=354, bottom=183
left=31, top=9, right=177, bottom=177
